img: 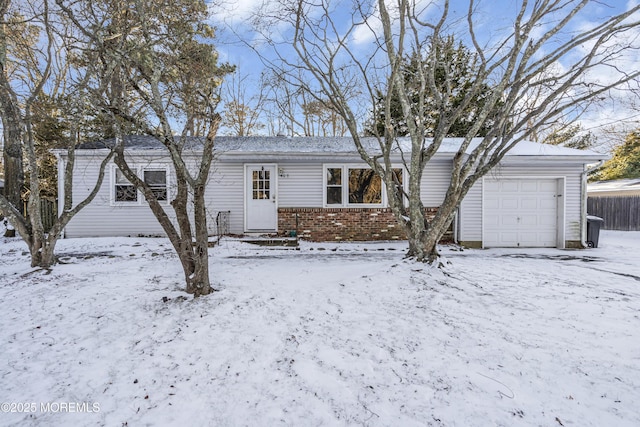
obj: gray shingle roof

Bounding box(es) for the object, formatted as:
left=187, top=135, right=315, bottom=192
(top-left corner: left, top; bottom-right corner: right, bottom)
left=77, top=135, right=606, bottom=159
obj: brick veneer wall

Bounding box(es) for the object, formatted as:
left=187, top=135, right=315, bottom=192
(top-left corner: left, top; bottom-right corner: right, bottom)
left=278, top=207, right=444, bottom=242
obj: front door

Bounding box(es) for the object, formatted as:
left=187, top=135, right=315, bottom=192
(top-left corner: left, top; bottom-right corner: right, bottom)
left=245, top=165, right=277, bottom=231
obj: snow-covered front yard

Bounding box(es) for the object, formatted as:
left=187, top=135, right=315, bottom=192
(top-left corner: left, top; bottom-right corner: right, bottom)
left=0, top=230, right=639, bottom=426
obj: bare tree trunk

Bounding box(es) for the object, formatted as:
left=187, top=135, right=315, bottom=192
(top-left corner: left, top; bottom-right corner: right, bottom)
left=0, top=123, right=23, bottom=238
left=0, top=0, right=24, bottom=237
left=189, top=182, right=211, bottom=296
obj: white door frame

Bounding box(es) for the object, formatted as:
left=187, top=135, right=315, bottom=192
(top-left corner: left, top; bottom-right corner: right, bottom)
left=244, top=163, right=278, bottom=232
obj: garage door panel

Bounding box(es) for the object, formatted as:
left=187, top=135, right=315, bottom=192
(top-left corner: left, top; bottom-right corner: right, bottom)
left=520, top=198, right=539, bottom=209
left=540, top=198, right=556, bottom=209
left=501, top=198, right=519, bottom=209
left=518, top=231, right=539, bottom=246
left=484, top=181, right=501, bottom=191
left=485, top=218, right=500, bottom=227
left=499, top=232, right=518, bottom=245
left=485, top=198, right=500, bottom=209
left=500, top=215, right=520, bottom=226
left=539, top=181, right=558, bottom=192
left=484, top=178, right=559, bottom=248
left=520, top=181, right=539, bottom=192
left=519, top=215, right=538, bottom=226
left=501, top=181, right=520, bottom=191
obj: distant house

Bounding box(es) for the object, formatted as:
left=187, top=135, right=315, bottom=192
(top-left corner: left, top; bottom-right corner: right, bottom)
left=54, top=136, right=606, bottom=248
left=588, top=178, right=640, bottom=197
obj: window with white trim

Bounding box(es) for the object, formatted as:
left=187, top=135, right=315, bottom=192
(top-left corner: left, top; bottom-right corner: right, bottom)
left=144, top=169, right=168, bottom=201
left=324, top=165, right=404, bottom=207
left=112, top=166, right=169, bottom=205
left=326, top=167, right=343, bottom=205
left=115, top=169, right=137, bottom=203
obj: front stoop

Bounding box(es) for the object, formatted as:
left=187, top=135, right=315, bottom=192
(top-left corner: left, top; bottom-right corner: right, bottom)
left=239, top=236, right=300, bottom=247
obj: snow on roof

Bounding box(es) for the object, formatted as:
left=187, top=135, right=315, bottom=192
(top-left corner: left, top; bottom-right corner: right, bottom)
left=76, top=135, right=606, bottom=159
left=588, top=178, right=640, bottom=193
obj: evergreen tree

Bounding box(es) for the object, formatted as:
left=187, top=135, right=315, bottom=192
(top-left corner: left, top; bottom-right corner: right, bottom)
left=543, top=124, right=596, bottom=150
left=592, top=130, right=640, bottom=181
left=364, top=36, right=498, bottom=138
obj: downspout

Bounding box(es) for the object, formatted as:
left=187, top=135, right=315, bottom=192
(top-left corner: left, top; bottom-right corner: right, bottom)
left=55, top=152, right=65, bottom=239
left=453, top=209, right=459, bottom=244
left=580, top=160, right=604, bottom=248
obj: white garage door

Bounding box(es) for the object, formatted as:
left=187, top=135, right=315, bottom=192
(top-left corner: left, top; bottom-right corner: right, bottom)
left=484, top=178, right=559, bottom=248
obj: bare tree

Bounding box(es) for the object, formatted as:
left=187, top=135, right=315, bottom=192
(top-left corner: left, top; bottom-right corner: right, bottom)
left=262, top=68, right=309, bottom=135
left=302, top=99, right=348, bottom=136
left=59, top=0, right=233, bottom=296
left=254, top=0, right=640, bottom=262
left=0, top=0, right=113, bottom=267
left=221, top=70, right=266, bottom=136
left=261, top=68, right=351, bottom=136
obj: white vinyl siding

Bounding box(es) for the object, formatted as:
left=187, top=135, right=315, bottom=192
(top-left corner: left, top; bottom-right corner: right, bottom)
left=205, top=162, right=245, bottom=235
left=459, top=182, right=482, bottom=242
left=419, top=160, right=452, bottom=206
left=63, top=154, right=169, bottom=237
left=277, top=164, right=323, bottom=207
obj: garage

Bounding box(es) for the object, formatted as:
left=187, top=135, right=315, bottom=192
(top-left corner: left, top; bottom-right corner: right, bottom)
left=483, top=178, right=560, bottom=248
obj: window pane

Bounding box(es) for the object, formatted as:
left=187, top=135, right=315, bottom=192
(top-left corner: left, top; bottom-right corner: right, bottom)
left=116, top=185, right=137, bottom=202
left=327, top=168, right=341, bottom=185
left=349, top=168, right=381, bottom=204
left=115, top=169, right=136, bottom=202
left=144, top=170, right=167, bottom=201
left=326, top=187, right=342, bottom=205
left=392, top=168, right=403, bottom=185
left=144, top=170, right=166, bottom=185
left=151, top=188, right=167, bottom=201
left=116, top=169, right=130, bottom=185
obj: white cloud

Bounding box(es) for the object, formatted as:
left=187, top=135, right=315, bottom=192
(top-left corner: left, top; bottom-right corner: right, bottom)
left=350, top=0, right=446, bottom=46
left=351, top=13, right=382, bottom=46
left=213, top=0, right=264, bottom=25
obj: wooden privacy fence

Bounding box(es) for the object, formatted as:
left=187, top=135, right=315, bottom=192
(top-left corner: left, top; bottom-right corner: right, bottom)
left=587, top=196, right=640, bottom=231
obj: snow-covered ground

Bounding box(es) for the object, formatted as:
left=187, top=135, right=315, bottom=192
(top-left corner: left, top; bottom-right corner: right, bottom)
left=0, top=230, right=639, bottom=426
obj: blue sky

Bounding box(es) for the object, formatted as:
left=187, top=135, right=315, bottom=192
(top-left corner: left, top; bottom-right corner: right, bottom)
left=211, top=0, right=640, bottom=144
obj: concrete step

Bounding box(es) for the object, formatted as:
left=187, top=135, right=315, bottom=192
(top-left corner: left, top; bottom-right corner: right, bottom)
left=239, top=236, right=299, bottom=247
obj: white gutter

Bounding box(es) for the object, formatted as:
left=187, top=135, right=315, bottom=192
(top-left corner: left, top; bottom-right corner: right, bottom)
left=580, top=161, right=604, bottom=248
